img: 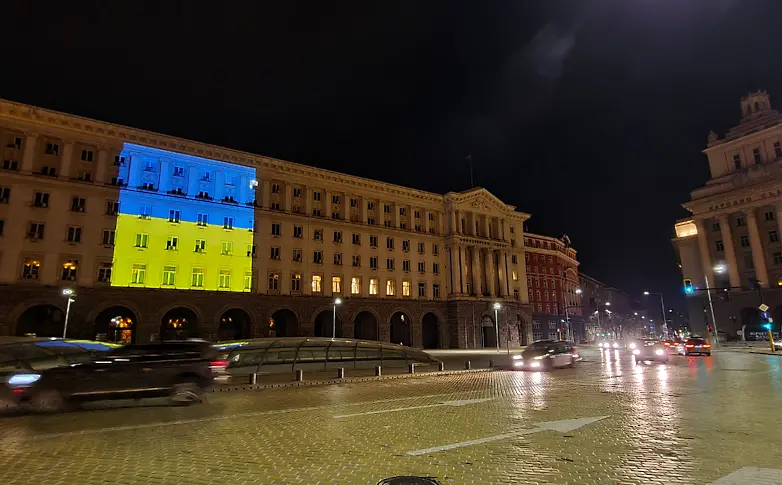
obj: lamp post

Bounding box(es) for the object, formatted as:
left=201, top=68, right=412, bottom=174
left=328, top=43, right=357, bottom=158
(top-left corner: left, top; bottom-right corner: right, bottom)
left=62, top=288, right=75, bottom=339
left=493, top=302, right=501, bottom=351
left=643, top=291, right=668, bottom=338
left=332, top=298, right=342, bottom=338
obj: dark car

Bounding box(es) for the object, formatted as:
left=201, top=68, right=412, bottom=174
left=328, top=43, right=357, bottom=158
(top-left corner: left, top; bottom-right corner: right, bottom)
left=632, top=339, right=669, bottom=362
left=509, top=340, right=577, bottom=371
left=678, top=338, right=712, bottom=356
left=6, top=340, right=228, bottom=412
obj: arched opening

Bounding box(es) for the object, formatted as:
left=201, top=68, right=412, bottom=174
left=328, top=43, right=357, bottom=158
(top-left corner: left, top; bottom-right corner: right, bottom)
left=481, top=315, right=497, bottom=348
left=94, top=306, right=137, bottom=344
left=421, top=312, right=439, bottom=349
left=354, top=311, right=378, bottom=341
left=389, top=311, right=412, bottom=346
left=160, top=307, right=199, bottom=341
left=16, top=304, right=65, bottom=338
left=218, top=308, right=252, bottom=341
left=267, top=309, right=298, bottom=338
left=314, top=310, right=343, bottom=338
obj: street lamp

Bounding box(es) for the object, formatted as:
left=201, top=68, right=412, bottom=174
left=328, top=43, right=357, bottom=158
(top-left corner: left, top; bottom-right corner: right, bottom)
left=643, top=290, right=668, bottom=338
left=493, top=302, right=501, bottom=351
left=62, top=288, right=75, bottom=338
left=332, top=298, right=342, bottom=338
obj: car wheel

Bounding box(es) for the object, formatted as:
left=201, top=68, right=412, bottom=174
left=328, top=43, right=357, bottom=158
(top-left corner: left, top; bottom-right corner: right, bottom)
left=170, top=378, right=202, bottom=406
left=30, top=389, right=68, bottom=413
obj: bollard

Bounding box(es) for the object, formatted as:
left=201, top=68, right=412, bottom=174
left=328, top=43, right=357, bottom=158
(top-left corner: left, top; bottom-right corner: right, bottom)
left=465, top=360, right=471, bottom=370
left=249, top=373, right=257, bottom=385
left=408, top=363, right=415, bottom=374
left=489, top=359, right=495, bottom=368
left=337, top=367, right=345, bottom=379
left=438, top=362, right=445, bottom=372
left=375, top=365, right=382, bottom=376
left=295, top=369, right=304, bottom=382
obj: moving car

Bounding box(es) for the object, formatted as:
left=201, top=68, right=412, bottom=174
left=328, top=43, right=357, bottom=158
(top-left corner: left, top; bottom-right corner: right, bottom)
left=6, top=340, right=227, bottom=412
left=678, top=338, right=712, bottom=356
left=509, top=340, right=577, bottom=371
left=598, top=340, right=621, bottom=350
left=631, top=339, right=669, bottom=362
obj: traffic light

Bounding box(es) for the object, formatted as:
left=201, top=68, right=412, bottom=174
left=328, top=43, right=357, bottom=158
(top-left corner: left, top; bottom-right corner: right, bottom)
left=761, top=310, right=772, bottom=330
left=707, top=325, right=712, bottom=333
left=683, top=279, right=694, bottom=294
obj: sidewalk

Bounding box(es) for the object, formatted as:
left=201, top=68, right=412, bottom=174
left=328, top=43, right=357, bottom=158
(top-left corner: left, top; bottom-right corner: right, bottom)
left=715, top=343, right=780, bottom=356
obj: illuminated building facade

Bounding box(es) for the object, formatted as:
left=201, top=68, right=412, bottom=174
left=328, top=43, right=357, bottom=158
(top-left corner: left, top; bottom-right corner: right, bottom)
left=0, top=99, right=534, bottom=348
left=675, top=91, right=782, bottom=337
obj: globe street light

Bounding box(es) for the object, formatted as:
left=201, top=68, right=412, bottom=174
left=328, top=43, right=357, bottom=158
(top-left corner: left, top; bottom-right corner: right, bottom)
left=62, top=288, right=76, bottom=338
left=493, top=302, right=501, bottom=351
left=332, top=298, right=342, bottom=338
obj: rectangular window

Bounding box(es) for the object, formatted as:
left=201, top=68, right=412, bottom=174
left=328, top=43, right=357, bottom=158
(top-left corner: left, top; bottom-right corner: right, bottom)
left=350, top=197, right=358, bottom=208
left=165, top=209, right=179, bottom=223
left=22, top=258, right=40, bottom=279
left=218, top=270, right=231, bottom=289
left=223, top=217, right=234, bottom=229
left=432, top=244, right=439, bottom=256
left=312, top=275, right=322, bottom=293
left=197, top=213, right=208, bottom=226
left=775, top=141, right=782, bottom=159
left=370, top=235, right=378, bottom=248
left=313, top=191, right=321, bottom=201
left=268, top=272, right=279, bottom=291
left=313, top=250, right=323, bottom=264
left=417, top=261, right=426, bottom=273
left=733, top=153, right=741, bottom=170
left=0, top=187, right=10, bottom=204
left=104, top=200, right=120, bottom=216
left=290, top=273, right=301, bottom=292
left=166, top=236, right=178, bottom=250
left=271, top=183, right=281, bottom=194
left=433, top=263, right=439, bottom=274
left=352, top=233, right=360, bottom=245
left=418, top=282, right=426, bottom=297
left=402, top=280, right=411, bottom=297
left=753, top=148, right=762, bottom=164
left=367, top=217, right=375, bottom=225
left=45, top=142, right=59, bottom=155
left=370, top=256, right=378, bottom=269
left=29, top=222, right=45, bottom=239
left=131, top=264, right=146, bottom=285
left=244, top=272, right=253, bottom=291
left=386, top=279, right=395, bottom=296
left=333, top=252, right=343, bottom=265
left=34, top=192, right=49, bottom=208
left=770, top=231, right=780, bottom=243
left=387, top=258, right=395, bottom=270
left=135, top=233, right=149, bottom=248
left=774, top=252, right=782, bottom=265
left=101, top=229, right=115, bottom=246
left=352, top=255, right=361, bottom=267
left=194, top=239, right=206, bottom=252
left=369, top=278, right=378, bottom=295
left=513, top=289, right=519, bottom=300
left=66, top=226, right=82, bottom=243
left=221, top=241, right=233, bottom=255
left=270, top=246, right=280, bottom=259
left=61, top=260, right=78, bottom=281
left=740, top=235, right=750, bottom=248
left=293, top=225, right=303, bottom=238
left=402, top=240, right=410, bottom=252
left=712, top=222, right=721, bottom=232
left=332, top=276, right=342, bottom=294
left=80, top=149, right=94, bottom=162
left=71, top=197, right=86, bottom=212
left=737, top=215, right=746, bottom=227
left=351, top=277, right=361, bottom=295
left=162, top=266, right=176, bottom=286
left=314, top=229, right=323, bottom=241
left=97, top=262, right=112, bottom=283
left=386, top=237, right=394, bottom=250
left=512, top=255, right=518, bottom=264
left=292, top=248, right=302, bottom=262
left=512, top=270, right=519, bottom=281
left=433, top=283, right=440, bottom=298
left=172, top=165, right=184, bottom=177
left=8, top=136, right=22, bottom=149
left=403, top=260, right=411, bottom=272
left=765, top=211, right=776, bottom=222
left=292, top=188, right=302, bottom=198
left=384, top=220, right=392, bottom=228
left=333, top=231, right=343, bottom=243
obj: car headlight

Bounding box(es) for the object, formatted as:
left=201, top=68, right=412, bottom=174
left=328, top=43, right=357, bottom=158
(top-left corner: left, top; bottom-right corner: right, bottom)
left=533, top=355, right=545, bottom=360
left=513, top=361, right=524, bottom=367
left=629, top=343, right=637, bottom=349
left=512, top=355, right=523, bottom=360
left=632, top=349, right=640, bottom=355
left=655, top=349, right=664, bottom=355
left=8, top=373, right=41, bottom=386
left=612, top=343, right=619, bottom=348
left=529, top=362, right=541, bottom=368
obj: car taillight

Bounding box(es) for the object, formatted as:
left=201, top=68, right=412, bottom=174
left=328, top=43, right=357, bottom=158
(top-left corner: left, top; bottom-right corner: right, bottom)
left=685, top=344, right=694, bottom=349
left=663, top=342, right=670, bottom=346
left=209, top=360, right=229, bottom=370
left=703, top=344, right=711, bottom=348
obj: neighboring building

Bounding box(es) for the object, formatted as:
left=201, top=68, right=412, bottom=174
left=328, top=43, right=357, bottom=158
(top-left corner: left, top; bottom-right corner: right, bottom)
left=523, top=233, right=582, bottom=341
left=579, top=273, right=647, bottom=341
left=674, top=91, right=782, bottom=337
left=0, top=99, right=533, bottom=348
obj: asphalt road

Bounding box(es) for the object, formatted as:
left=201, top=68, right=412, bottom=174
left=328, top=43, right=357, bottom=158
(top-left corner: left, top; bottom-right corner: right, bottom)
left=1, top=348, right=781, bottom=484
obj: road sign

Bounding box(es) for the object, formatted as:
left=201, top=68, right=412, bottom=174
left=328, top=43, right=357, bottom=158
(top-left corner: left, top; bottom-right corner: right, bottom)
left=759, top=304, right=769, bottom=312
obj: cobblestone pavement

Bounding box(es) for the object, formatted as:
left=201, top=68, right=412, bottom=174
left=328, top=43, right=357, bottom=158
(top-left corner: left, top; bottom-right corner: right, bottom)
left=2, top=349, right=782, bottom=484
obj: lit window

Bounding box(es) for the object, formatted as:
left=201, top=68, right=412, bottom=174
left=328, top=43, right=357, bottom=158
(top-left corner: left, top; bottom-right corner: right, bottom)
left=22, top=258, right=41, bottom=279
left=351, top=277, right=361, bottom=295
left=268, top=272, right=279, bottom=291
left=191, top=268, right=205, bottom=287
left=131, top=264, right=146, bottom=285
left=312, top=275, right=322, bottom=293
left=369, top=278, right=378, bottom=295
left=219, top=269, right=231, bottom=289
left=386, top=279, right=395, bottom=296
left=162, top=266, right=176, bottom=286
left=291, top=273, right=301, bottom=292
left=61, top=260, right=78, bottom=281
left=97, top=262, right=112, bottom=283
left=332, top=276, right=342, bottom=294
left=512, top=270, right=518, bottom=281
left=402, top=280, right=411, bottom=297
left=244, top=272, right=253, bottom=290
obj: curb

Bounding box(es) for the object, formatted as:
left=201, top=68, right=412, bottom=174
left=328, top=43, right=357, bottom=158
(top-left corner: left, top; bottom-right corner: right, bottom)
left=715, top=348, right=781, bottom=356
left=211, top=368, right=496, bottom=392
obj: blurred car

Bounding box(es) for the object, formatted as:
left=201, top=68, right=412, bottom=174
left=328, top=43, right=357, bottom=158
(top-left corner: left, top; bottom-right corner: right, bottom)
left=631, top=339, right=669, bottom=362
left=509, top=340, right=578, bottom=371
left=662, top=339, right=681, bottom=352
left=6, top=340, right=228, bottom=412
left=598, top=340, right=622, bottom=350
left=678, top=338, right=712, bottom=356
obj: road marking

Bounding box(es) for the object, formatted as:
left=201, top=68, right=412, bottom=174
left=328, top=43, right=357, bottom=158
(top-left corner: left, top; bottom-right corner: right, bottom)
left=406, top=415, right=609, bottom=456
left=709, top=467, right=782, bottom=484
left=333, top=398, right=494, bottom=418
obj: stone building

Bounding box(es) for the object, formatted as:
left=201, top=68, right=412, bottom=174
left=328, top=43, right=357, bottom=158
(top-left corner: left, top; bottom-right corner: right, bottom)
left=0, top=99, right=535, bottom=348
left=674, top=90, right=782, bottom=337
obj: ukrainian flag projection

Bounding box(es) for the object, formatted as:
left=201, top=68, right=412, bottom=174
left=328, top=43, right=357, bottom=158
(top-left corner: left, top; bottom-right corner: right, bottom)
left=112, top=143, right=256, bottom=292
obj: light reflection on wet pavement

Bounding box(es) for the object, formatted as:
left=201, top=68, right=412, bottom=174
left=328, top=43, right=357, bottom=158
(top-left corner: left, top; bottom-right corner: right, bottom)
left=1, top=349, right=781, bottom=484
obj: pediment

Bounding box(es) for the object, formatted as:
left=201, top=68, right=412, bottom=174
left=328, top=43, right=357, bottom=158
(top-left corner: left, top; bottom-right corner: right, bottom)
left=447, top=187, right=528, bottom=220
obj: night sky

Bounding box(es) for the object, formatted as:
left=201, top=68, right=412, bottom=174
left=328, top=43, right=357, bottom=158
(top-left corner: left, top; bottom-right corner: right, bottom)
left=3, top=1, right=782, bottom=313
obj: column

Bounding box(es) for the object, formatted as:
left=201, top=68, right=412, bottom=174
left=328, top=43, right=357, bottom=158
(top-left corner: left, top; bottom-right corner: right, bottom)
left=424, top=210, right=431, bottom=234
left=238, top=176, right=248, bottom=203
left=471, top=246, right=481, bottom=296
left=501, top=250, right=510, bottom=296
left=262, top=181, right=271, bottom=209
left=59, top=142, right=74, bottom=179
left=361, top=198, right=368, bottom=222
left=340, top=192, right=349, bottom=220
left=718, top=214, right=741, bottom=288
left=129, top=156, right=144, bottom=187
left=450, top=210, right=457, bottom=236
left=305, top=186, right=313, bottom=215
left=214, top=170, right=225, bottom=200
left=392, top=203, right=400, bottom=228
left=187, top=166, right=200, bottom=195
left=457, top=245, right=466, bottom=294
left=482, top=215, right=489, bottom=238
left=325, top=190, right=332, bottom=218
left=95, top=148, right=109, bottom=184
left=438, top=212, right=444, bottom=235
left=158, top=160, right=171, bottom=193
left=746, top=209, right=770, bottom=287
left=455, top=210, right=462, bottom=234
left=21, top=133, right=38, bottom=173
left=695, top=219, right=714, bottom=289
left=484, top=249, right=496, bottom=296
left=284, top=184, right=293, bottom=213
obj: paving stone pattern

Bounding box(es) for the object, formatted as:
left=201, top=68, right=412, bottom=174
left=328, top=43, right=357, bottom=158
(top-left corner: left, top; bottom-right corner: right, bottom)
left=1, top=350, right=782, bottom=484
